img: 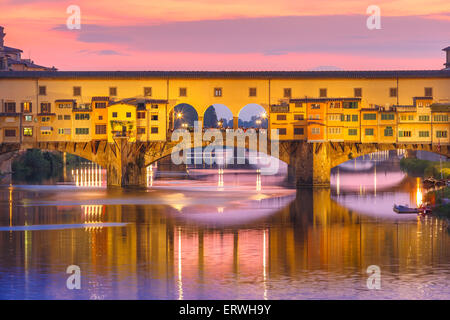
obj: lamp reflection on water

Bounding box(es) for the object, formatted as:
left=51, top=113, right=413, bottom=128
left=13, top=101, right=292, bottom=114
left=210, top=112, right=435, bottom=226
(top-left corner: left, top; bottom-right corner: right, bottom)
left=416, top=177, right=423, bottom=208
left=72, top=163, right=104, bottom=187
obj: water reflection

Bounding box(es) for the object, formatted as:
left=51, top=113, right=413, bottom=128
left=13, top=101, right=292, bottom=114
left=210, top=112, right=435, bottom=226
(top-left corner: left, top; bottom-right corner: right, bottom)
left=0, top=155, right=449, bottom=300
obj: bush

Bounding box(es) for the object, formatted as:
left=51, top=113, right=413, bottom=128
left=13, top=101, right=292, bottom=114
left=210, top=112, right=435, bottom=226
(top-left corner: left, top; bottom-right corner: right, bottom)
left=12, top=149, right=63, bottom=182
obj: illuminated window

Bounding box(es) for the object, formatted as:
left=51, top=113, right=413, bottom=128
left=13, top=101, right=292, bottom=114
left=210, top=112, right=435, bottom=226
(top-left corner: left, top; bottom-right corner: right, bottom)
left=22, top=102, right=32, bottom=113
left=23, top=128, right=33, bottom=137
left=24, top=115, right=33, bottom=122
left=214, top=88, right=222, bottom=97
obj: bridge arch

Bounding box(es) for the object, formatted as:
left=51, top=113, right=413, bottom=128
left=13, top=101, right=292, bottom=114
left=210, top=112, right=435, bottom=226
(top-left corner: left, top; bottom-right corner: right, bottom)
left=171, top=103, right=199, bottom=131
left=203, top=104, right=233, bottom=129
left=238, top=103, right=268, bottom=129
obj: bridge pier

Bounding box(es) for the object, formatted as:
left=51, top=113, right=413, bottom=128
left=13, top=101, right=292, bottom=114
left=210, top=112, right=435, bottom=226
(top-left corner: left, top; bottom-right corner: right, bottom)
left=106, top=138, right=147, bottom=187
left=287, top=142, right=331, bottom=187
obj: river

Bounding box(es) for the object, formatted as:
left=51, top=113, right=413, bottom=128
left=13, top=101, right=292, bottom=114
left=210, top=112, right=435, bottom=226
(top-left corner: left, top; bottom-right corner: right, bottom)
left=0, top=151, right=449, bottom=300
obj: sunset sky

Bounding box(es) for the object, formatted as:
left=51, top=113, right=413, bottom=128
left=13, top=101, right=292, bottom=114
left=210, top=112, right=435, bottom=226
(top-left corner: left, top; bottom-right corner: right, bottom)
left=1, top=0, right=449, bottom=71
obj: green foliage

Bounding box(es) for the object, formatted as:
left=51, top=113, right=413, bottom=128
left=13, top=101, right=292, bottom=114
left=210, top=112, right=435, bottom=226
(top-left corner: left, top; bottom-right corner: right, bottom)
left=400, top=157, right=450, bottom=179
left=12, top=149, right=63, bottom=182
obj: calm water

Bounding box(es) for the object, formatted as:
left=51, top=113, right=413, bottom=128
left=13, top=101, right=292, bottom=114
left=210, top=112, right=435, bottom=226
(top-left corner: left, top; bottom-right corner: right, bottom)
left=0, top=154, right=449, bottom=300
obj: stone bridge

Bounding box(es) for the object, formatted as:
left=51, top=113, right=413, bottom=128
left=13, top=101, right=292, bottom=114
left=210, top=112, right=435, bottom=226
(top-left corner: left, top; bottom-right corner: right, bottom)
left=1, top=131, right=448, bottom=187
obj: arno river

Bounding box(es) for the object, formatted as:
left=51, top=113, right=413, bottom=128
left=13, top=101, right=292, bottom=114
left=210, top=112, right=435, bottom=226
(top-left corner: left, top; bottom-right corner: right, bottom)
left=0, top=152, right=449, bottom=300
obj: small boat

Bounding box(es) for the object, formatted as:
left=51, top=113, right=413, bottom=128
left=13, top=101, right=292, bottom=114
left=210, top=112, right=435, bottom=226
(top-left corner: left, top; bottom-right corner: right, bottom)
left=393, top=204, right=420, bottom=214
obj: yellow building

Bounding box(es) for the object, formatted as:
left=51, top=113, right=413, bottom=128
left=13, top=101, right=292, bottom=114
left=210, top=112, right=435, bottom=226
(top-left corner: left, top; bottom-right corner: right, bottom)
left=0, top=69, right=449, bottom=147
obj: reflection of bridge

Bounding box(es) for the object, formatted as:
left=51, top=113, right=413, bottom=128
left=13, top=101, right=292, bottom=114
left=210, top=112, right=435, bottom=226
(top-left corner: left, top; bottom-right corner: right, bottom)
left=0, top=136, right=447, bottom=187
left=0, top=70, right=449, bottom=187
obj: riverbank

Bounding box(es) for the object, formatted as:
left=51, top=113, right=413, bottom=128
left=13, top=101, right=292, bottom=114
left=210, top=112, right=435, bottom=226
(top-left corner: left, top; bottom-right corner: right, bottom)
left=400, top=158, right=450, bottom=179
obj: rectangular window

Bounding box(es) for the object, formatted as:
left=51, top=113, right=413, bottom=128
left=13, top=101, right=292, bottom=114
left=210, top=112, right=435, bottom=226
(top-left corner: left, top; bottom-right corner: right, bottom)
left=41, top=116, right=50, bottom=122
left=214, top=88, right=222, bottom=97
left=284, top=88, right=292, bottom=98
left=151, top=104, right=158, bottom=109
left=419, top=115, right=430, bottom=121
left=73, top=86, right=81, bottom=96
left=75, top=128, right=89, bottom=135
left=384, top=127, right=393, bottom=136
left=98, top=115, right=103, bottom=120
left=4, top=129, right=16, bottom=137
left=126, top=112, right=132, bottom=118
left=381, top=114, right=395, bottom=120
left=354, top=88, right=362, bottom=97
left=249, top=88, right=257, bottom=97
left=295, top=102, right=303, bottom=108
left=40, top=103, right=51, bottom=114
left=399, top=131, right=411, bottom=137
left=144, top=87, right=152, bottom=97
left=436, top=131, right=448, bottom=138
left=75, top=113, right=90, bottom=120
left=408, top=115, right=414, bottom=121
left=58, top=115, right=63, bottom=120
left=419, top=131, right=430, bottom=137
left=352, top=115, right=358, bottom=122
left=4, top=102, right=16, bottom=113
left=343, top=101, right=358, bottom=109
left=424, top=87, right=433, bottom=97
left=363, top=113, right=376, bottom=120
left=137, top=111, right=146, bottom=119
left=112, top=112, right=118, bottom=118
left=348, top=129, right=357, bottom=136
left=276, top=114, right=287, bottom=121
left=365, top=128, right=374, bottom=136
left=433, top=115, right=448, bottom=122
left=151, top=127, right=159, bottom=134
left=278, top=128, right=287, bottom=135
left=64, top=115, right=71, bottom=120
left=328, top=127, right=341, bottom=134
left=151, top=114, right=158, bottom=121
left=311, top=127, right=320, bottom=135
left=109, top=87, right=117, bottom=96
left=311, top=103, right=320, bottom=109
left=389, top=87, right=397, bottom=97
left=328, top=114, right=341, bottom=121
left=25, top=115, right=33, bottom=122
left=39, top=86, right=46, bottom=96
left=23, top=128, right=33, bottom=136
left=22, top=102, right=32, bottom=113
left=294, top=114, right=304, bottom=120
left=329, top=102, right=340, bottom=108
left=294, top=127, right=304, bottom=135
left=95, top=124, right=107, bottom=135
left=179, top=88, right=187, bottom=97
left=95, top=102, right=107, bottom=109
left=137, top=127, right=146, bottom=134
left=319, top=88, right=327, bottom=97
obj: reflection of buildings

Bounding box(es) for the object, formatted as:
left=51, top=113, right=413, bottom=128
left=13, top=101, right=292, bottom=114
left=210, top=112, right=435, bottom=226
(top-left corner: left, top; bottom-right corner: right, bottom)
left=1, top=184, right=449, bottom=299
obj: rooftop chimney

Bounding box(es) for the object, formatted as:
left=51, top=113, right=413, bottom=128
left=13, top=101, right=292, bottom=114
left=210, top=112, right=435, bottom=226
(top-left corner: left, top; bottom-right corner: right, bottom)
left=0, top=26, right=5, bottom=48
left=444, top=46, right=450, bottom=69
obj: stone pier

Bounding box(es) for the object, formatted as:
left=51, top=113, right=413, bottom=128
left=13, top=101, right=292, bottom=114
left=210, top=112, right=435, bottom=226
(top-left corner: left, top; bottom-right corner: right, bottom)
left=287, top=142, right=331, bottom=187
left=106, top=138, right=147, bottom=187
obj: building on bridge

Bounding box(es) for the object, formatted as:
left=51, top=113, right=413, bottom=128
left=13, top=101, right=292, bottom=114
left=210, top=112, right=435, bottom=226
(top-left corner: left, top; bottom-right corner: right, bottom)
left=0, top=47, right=449, bottom=186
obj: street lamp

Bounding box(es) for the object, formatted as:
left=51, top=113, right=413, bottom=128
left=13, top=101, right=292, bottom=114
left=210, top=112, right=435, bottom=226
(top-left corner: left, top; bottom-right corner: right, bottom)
left=177, top=112, right=183, bottom=119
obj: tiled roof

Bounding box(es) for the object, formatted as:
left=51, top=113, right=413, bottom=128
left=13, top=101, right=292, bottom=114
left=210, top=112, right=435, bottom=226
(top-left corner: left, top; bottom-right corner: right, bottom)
left=430, top=103, right=450, bottom=112
left=290, top=97, right=362, bottom=102
left=0, top=70, right=449, bottom=79
left=2, top=46, right=23, bottom=53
